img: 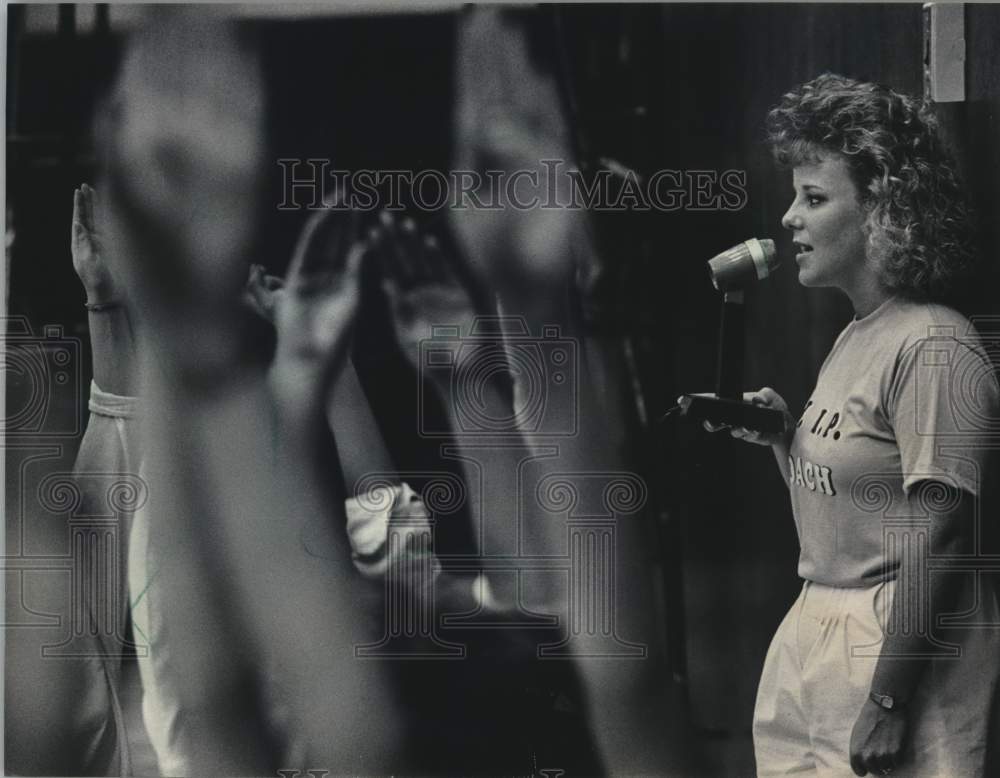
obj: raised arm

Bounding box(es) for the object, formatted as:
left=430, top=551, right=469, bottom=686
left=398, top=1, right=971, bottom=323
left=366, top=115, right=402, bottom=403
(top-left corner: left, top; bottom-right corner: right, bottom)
left=73, top=183, right=135, bottom=396
left=101, top=12, right=400, bottom=772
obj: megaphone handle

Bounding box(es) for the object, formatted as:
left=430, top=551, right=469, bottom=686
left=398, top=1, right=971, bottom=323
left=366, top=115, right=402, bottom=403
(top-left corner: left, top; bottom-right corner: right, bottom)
left=716, top=291, right=744, bottom=400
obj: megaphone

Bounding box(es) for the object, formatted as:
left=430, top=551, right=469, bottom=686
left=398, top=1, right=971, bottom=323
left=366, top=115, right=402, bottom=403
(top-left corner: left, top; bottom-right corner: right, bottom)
left=707, top=237, right=778, bottom=292
left=678, top=238, right=786, bottom=434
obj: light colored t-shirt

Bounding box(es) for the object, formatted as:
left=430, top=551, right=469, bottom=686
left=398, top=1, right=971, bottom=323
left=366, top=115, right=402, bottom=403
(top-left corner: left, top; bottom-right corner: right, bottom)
left=788, top=296, right=999, bottom=587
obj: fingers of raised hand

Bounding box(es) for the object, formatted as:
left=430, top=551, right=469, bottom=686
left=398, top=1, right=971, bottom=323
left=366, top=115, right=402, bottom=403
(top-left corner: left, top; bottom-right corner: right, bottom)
left=341, top=237, right=367, bottom=288
left=72, top=188, right=83, bottom=229
left=376, top=210, right=455, bottom=289
left=82, top=183, right=97, bottom=231
left=288, top=210, right=340, bottom=282
left=398, top=216, right=429, bottom=278
left=374, top=211, right=400, bottom=276
left=244, top=265, right=273, bottom=319
left=72, top=189, right=87, bottom=243
left=72, top=185, right=103, bottom=264
left=263, top=273, right=284, bottom=291
left=72, top=184, right=97, bottom=234
left=421, top=232, right=456, bottom=285
left=377, top=211, right=418, bottom=288
left=247, top=264, right=285, bottom=293
left=246, top=263, right=264, bottom=288
left=288, top=209, right=369, bottom=291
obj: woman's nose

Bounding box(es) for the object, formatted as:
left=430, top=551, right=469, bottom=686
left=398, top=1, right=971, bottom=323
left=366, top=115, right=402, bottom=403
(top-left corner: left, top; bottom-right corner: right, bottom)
left=781, top=202, right=802, bottom=231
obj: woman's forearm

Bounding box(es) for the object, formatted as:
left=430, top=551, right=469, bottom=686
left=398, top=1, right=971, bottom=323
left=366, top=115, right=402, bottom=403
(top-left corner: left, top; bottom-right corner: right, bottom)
left=87, top=306, right=136, bottom=396
left=435, top=379, right=521, bottom=568
left=326, top=358, right=396, bottom=494
left=869, top=488, right=970, bottom=705
left=269, top=359, right=348, bottom=501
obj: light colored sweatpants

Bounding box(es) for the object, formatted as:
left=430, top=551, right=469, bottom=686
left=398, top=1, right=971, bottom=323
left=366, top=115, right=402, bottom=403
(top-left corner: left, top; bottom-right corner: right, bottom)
left=753, top=578, right=1000, bottom=777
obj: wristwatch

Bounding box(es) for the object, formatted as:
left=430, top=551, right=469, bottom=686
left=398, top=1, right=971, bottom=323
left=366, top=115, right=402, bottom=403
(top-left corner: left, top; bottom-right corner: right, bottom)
left=869, top=691, right=904, bottom=711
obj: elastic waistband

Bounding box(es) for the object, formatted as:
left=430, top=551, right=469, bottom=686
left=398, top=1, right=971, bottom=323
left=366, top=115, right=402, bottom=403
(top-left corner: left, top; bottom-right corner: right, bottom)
left=799, top=577, right=896, bottom=614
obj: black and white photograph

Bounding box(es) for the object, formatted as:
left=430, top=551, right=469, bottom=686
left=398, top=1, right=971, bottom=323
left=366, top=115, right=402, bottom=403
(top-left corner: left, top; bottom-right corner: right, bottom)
left=5, top=3, right=1000, bottom=776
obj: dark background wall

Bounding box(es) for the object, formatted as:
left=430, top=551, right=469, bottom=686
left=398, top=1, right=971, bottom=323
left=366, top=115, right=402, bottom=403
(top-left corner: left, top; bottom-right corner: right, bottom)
left=7, top=3, right=1000, bottom=772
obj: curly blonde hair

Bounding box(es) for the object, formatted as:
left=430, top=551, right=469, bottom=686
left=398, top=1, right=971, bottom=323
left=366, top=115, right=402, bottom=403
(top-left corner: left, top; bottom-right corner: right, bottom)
left=766, top=73, right=977, bottom=303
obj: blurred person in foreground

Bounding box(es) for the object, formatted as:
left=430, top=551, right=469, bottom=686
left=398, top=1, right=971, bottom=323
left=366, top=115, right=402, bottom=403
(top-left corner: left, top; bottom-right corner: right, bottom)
left=448, top=6, right=692, bottom=774
left=78, top=159, right=416, bottom=777
left=66, top=4, right=687, bottom=774
left=95, top=10, right=403, bottom=774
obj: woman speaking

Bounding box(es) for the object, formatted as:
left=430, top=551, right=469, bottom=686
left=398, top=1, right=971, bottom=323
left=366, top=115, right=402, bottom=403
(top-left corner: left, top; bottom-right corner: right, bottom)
left=725, top=74, right=1000, bottom=776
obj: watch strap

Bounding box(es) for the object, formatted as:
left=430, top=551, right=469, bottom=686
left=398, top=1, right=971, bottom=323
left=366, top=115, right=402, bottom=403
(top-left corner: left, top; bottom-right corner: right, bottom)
left=869, top=691, right=905, bottom=711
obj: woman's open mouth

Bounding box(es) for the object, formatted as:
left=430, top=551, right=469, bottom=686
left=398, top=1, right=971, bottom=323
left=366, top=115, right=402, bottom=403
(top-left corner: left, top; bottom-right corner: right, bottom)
left=794, top=241, right=813, bottom=261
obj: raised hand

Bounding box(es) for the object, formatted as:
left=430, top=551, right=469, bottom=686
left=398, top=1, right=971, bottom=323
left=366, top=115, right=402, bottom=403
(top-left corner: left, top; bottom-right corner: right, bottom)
left=377, top=211, right=484, bottom=372
left=271, top=209, right=370, bottom=402
left=71, top=184, right=118, bottom=304
left=243, top=263, right=285, bottom=324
